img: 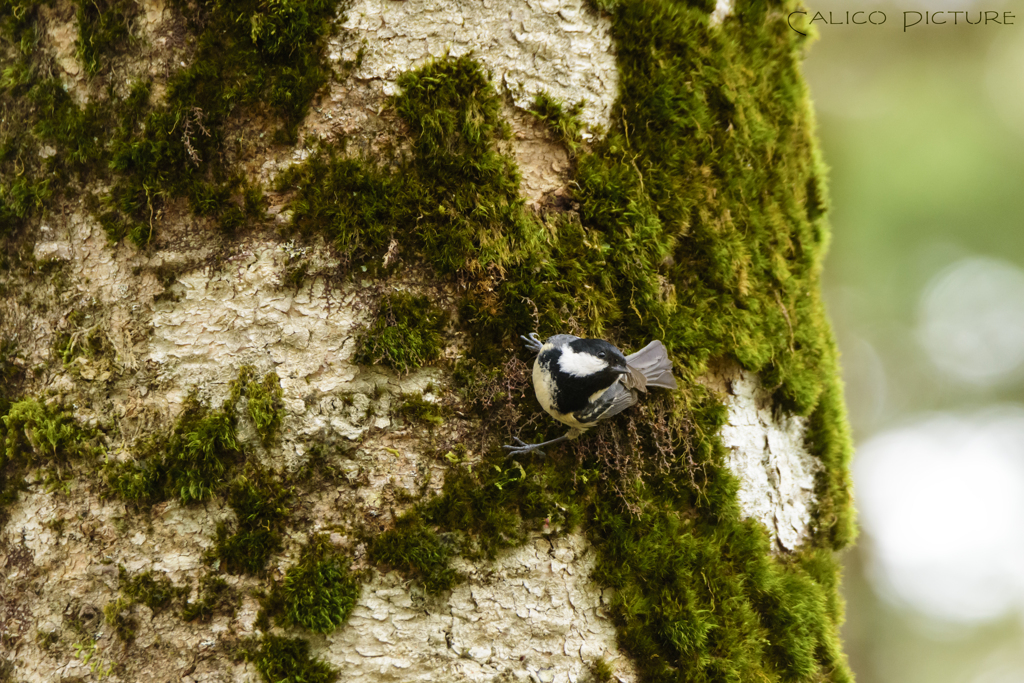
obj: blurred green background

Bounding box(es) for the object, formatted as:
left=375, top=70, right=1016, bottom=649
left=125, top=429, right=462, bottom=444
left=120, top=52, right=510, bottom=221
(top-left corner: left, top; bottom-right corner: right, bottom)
left=801, top=0, right=1024, bottom=681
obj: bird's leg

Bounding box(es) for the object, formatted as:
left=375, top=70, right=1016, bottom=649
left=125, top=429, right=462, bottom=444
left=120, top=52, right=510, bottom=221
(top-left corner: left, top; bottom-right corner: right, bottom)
left=503, top=432, right=572, bottom=456
left=520, top=332, right=543, bottom=355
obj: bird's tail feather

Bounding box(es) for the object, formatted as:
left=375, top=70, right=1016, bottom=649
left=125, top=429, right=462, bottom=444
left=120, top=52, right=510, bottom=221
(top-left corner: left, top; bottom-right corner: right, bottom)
left=624, top=340, right=678, bottom=392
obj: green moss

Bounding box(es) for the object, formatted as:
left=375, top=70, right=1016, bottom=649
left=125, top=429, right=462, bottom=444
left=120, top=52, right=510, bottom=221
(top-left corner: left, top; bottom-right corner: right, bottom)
left=106, top=391, right=240, bottom=505
left=159, top=398, right=240, bottom=504
left=18, top=75, right=109, bottom=178
left=104, top=606, right=136, bottom=643
left=0, top=5, right=116, bottom=246
left=99, top=0, right=345, bottom=243
left=74, top=0, right=139, bottom=75
left=586, top=658, right=615, bottom=683
left=0, top=54, right=110, bottom=246
left=118, top=566, right=183, bottom=612
left=279, top=55, right=540, bottom=278
left=367, top=448, right=586, bottom=594
left=105, top=566, right=186, bottom=641
left=0, top=337, right=23, bottom=426
left=215, top=466, right=293, bottom=575
left=0, top=1, right=46, bottom=55
left=529, top=91, right=586, bottom=154
left=280, top=534, right=360, bottom=634
left=394, top=393, right=447, bottom=427
left=239, top=634, right=337, bottom=683
left=354, top=292, right=448, bottom=374
left=104, top=456, right=162, bottom=504
left=589, top=501, right=851, bottom=683
left=35, top=629, right=58, bottom=650
left=0, top=177, right=50, bottom=239
left=1, top=399, right=98, bottom=517
left=181, top=573, right=237, bottom=622
left=229, top=366, right=285, bottom=446
left=367, top=512, right=457, bottom=593
left=53, top=311, right=115, bottom=370
left=805, top=376, right=856, bottom=549
left=282, top=261, right=309, bottom=290
left=423, top=460, right=578, bottom=556
left=0, top=0, right=347, bottom=248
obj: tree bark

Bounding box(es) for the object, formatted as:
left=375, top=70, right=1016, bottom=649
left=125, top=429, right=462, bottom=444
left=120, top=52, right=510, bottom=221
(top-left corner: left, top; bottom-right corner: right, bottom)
left=0, top=1, right=855, bottom=682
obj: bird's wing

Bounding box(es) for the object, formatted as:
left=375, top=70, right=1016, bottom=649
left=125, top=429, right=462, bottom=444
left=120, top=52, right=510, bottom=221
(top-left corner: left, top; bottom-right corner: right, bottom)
left=621, top=364, right=648, bottom=392
left=571, top=382, right=637, bottom=426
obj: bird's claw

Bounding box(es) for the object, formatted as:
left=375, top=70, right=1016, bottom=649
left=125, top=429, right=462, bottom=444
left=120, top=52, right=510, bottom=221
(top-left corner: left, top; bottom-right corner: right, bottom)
left=502, top=436, right=546, bottom=457
left=520, top=332, right=543, bottom=354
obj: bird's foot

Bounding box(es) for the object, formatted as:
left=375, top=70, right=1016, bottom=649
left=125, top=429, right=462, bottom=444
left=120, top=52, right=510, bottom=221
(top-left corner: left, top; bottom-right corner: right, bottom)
left=520, top=333, right=543, bottom=354
left=502, top=437, right=547, bottom=457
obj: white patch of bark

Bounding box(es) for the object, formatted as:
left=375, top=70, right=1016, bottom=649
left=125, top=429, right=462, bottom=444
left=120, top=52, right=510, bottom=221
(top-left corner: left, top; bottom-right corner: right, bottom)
left=147, top=244, right=365, bottom=398
left=507, top=106, right=574, bottom=206
left=719, top=370, right=820, bottom=551
left=325, top=533, right=637, bottom=683
left=336, top=0, right=619, bottom=131
left=709, top=0, right=734, bottom=27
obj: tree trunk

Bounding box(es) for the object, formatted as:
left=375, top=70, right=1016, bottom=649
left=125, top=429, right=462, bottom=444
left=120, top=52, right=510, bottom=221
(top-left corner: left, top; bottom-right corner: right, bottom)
left=0, top=1, right=856, bottom=682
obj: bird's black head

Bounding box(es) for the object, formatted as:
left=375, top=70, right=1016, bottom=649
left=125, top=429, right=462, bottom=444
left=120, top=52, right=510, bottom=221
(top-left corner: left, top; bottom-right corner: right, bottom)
left=558, top=338, right=629, bottom=385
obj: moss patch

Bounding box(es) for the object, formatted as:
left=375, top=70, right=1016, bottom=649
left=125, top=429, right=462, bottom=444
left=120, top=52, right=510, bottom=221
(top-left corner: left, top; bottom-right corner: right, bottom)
left=52, top=309, right=117, bottom=380
left=74, top=0, right=139, bottom=75
left=181, top=573, right=238, bottom=623
left=239, top=634, right=337, bottom=683
left=104, top=566, right=186, bottom=642
left=367, top=454, right=584, bottom=594
left=229, top=366, right=285, bottom=446
left=116, top=566, right=183, bottom=613
left=106, top=390, right=240, bottom=505
left=0, top=1, right=46, bottom=55
left=0, top=0, right=349, bottom=249
left=215, top=467, right=293, bottom=576
left=99, top=0, right=346, bottom=243
left=279, top=534, right=360, bottom=635
left=367, top=512, right=458, bottom=593
left=1, top=398, right=99, bottom=518
left=353, top=292, right=448, bottom=374
left=529, top=91, right=587, bottom=154
left=394, top=392, right=447, bottom=427
left=278, top=55, right=538, bottom=279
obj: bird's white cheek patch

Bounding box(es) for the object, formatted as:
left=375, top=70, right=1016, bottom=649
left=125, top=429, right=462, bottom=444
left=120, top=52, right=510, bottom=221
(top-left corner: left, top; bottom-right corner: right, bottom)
left=558, top=347, right=608, bottom=377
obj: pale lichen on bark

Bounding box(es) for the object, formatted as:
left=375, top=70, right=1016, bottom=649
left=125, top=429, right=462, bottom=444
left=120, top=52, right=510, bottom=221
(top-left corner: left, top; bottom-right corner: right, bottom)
left=709, top=0, right=735, bottom=27
left=337, top=0, right=619, bottom=131
left=324, top=533, right=637, bottom=682
left=717, top=369, right=821, bottom=551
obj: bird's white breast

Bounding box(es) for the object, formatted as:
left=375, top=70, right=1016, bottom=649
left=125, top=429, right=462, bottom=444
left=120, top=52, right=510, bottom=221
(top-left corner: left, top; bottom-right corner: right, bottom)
left=533, top=350, right=587, bottom=429
left=533, top=356, right=556, bottom=415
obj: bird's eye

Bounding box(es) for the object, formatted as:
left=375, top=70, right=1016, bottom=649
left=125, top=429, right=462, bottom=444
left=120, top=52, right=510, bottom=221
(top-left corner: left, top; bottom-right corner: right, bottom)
left=598, top=352, right=606, bottom=359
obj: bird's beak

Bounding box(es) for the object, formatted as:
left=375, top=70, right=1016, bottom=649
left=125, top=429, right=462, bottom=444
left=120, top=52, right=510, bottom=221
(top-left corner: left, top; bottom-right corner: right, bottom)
left=611, top=367, right=629, bottom=375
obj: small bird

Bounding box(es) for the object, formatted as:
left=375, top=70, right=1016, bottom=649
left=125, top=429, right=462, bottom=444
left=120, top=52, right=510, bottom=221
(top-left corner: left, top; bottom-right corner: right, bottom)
left=504, top=333, right=678, bottom=455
